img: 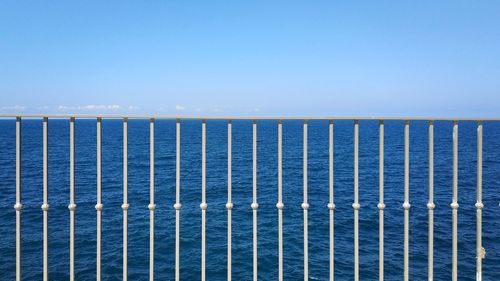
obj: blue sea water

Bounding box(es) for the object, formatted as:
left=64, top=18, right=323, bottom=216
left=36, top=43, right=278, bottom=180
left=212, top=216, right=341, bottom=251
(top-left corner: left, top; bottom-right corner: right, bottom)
left=1, top=119, right=500, bottom=281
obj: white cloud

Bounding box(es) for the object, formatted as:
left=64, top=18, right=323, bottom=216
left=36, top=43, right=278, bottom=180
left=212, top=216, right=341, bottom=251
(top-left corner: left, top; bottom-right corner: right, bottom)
left=175, top=105, right=185, bottom=111
left=53, top=104, right=135, bottom=112
left=78, top=104, right=122, bottom=110
left=0, top=105, right=26, bottom=111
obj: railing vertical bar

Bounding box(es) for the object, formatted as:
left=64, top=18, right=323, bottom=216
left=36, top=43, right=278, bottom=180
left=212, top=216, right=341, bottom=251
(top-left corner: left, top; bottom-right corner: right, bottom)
left=353, top=120, right=360, bottom=281
left=378, top=120, right=385, bottom=281
left=15, top=116, right=22, bottom=281
left=42, top=117, right=49, bottom=281
left=96, top=117, right=102, bottom=281
left=328, top=120, right=335, bottom=281
left=201, top=119, right=207, bottom=281
left=428, top=121, right=434, bottom=281
left=174, top=119, right=182, bottom=281
left=302, top=120, right=309, bottom=281
left=227, top=120, right=233, bottom=281
left=476, top=121, right=484, bottom=280
left=277, top=120, right=284, bottom=281
left=452, top=121, right=459, bottom=281
left=149, top=118, right=155, bottom=281
left=403, top=120, right=410, bottom=281
left=252, top=120, right=259, bottom=281
left=122, top=118, right=129, bottom=281
left=69, top=117, right=76, bottom=281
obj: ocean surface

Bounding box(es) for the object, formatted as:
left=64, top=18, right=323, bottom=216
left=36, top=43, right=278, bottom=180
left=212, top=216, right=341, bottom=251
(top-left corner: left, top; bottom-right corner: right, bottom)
left=1, top=118, right=500, bottom=281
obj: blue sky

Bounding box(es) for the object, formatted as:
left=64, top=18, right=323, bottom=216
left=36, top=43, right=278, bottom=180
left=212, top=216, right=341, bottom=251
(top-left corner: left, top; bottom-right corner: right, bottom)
left=1, top=1, right=499, bottom=116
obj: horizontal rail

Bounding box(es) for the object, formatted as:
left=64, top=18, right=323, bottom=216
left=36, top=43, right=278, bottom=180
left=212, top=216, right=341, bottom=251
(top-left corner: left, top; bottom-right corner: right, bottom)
left=1, top=114, right=500, bottom=121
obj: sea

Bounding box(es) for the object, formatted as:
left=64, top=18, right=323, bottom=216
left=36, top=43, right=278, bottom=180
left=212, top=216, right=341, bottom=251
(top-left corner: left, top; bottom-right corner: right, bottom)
left=0, top=118, right=499, bottom=280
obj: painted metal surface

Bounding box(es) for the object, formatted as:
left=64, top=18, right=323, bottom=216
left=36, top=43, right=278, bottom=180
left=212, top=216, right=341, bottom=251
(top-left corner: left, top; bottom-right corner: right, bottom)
left=303, top=121, right=309, bottom=281
left=227, top=120, right=233, bottom=281
left=149, top=118, right=155, bottom=281
left=174, top=119, right=181, bottom=281
left=96, top=118, right=102, bottom=281
left=378, top=121, right=385, bottom=281
left=428, top=121, right=435, bottom=281
left=69, top=117, right=76, bottom=281
left=452, top=122, right=459, bottom=281
left=2, top=113, right=500, bottom=121
left=15, top=117, right=22, bottom=281
left=122, top=118, right=129, bottom=281
left=5, top=115, right=498, bottom=280
left=476, top=122, right=484, bottom=281
left=42, top=117, right=49, bottom=281
left=252, top=120, right=258, bottom=281
left=403, top=121, right=410, bottom=281
left=353, top=120, right=360, bottom=281
left=277, top=120, right=283, bottom=281
left=328, top=120, right=335, bottom=281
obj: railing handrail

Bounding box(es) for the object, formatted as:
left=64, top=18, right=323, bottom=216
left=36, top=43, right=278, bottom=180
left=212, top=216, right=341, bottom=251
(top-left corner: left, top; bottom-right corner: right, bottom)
left=1, top=113, right=500, bottom=121
left=4, top=114, right=494, bottom=280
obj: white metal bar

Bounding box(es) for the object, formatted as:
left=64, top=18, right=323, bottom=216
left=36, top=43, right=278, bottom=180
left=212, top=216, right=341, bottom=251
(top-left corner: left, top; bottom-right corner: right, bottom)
left=476, top=122, right=485, bottom=281
left=15, top=117, right=22, bottom=281
left=328, top=120, right=335, bottom=281
left=149, top=118, right=156, bottom=281
left=227, top=120, right=233, bottom=281
left=42, top=117, right=49, bottom=281
left=2, top=114, right=500, bottom=121
left=403, top=121, right=410, bottom=281
left=122, top=118, right=129, bottom=281
left=452, top=121, right=459, bottom=281
left=69, top=117, right=76, bottom=281
left=252, top=120, right=259, bottom=281
left=378, top=120, right=385, bottom=281
left=302, top=120, right=309, bottom=281
left=174, top=119, right=182, bottom=281
left=428, top=121, right=435, bottom=281
left=201, top=120, right=207, bottom=281
left=353, top=120, right=360, bottom=281
left=476, top=122, right=484, bottom=280
left=277, top=120, right=284, bottom=281
left=96, top=117, right=103, bottom=281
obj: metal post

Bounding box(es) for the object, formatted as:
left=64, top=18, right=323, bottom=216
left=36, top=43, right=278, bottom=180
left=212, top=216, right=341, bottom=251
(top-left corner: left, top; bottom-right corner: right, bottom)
left=353, top=120, right=360, bottom=281
left=328, top=120, right=335, bottom=281
left=200, top=120, right=207, bottom=281
left=403, top=121, right=410, bottom=281
left=174, top=119, right=182, bottom=281
left=451, top=121, right=459, bottom=281
left=69, top=117, right=76, bottom=281
left=302, top=120, right=309, bottom=281
left=476, top=121, right=484, bottom=280
left=14, top=117, right=22, bottom=281
left=122, top=118, right=129, bottom=281
left=428, top=121, right=435, bottom=281
left=96, top=117, right=103, bottom=281
left=42, top=117, right=49, bottom=281
left=277, top=120, right=284, bottom=281
left=378, top=120, right=385, bottom=281
left=149, top=118, right=156, bottom=281
left=227, top=120, right=233, bottom=281
left=252, top=120, right=259, bottom=281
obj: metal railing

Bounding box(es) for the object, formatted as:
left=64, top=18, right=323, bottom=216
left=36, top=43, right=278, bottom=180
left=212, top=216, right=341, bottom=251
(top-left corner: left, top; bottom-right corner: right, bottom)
left=3, top=114, right=497, bottom=281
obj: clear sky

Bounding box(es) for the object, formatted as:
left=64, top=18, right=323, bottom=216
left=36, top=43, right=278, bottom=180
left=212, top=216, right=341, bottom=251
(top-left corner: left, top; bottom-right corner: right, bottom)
left=1, top=1, right=499, bottom=116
